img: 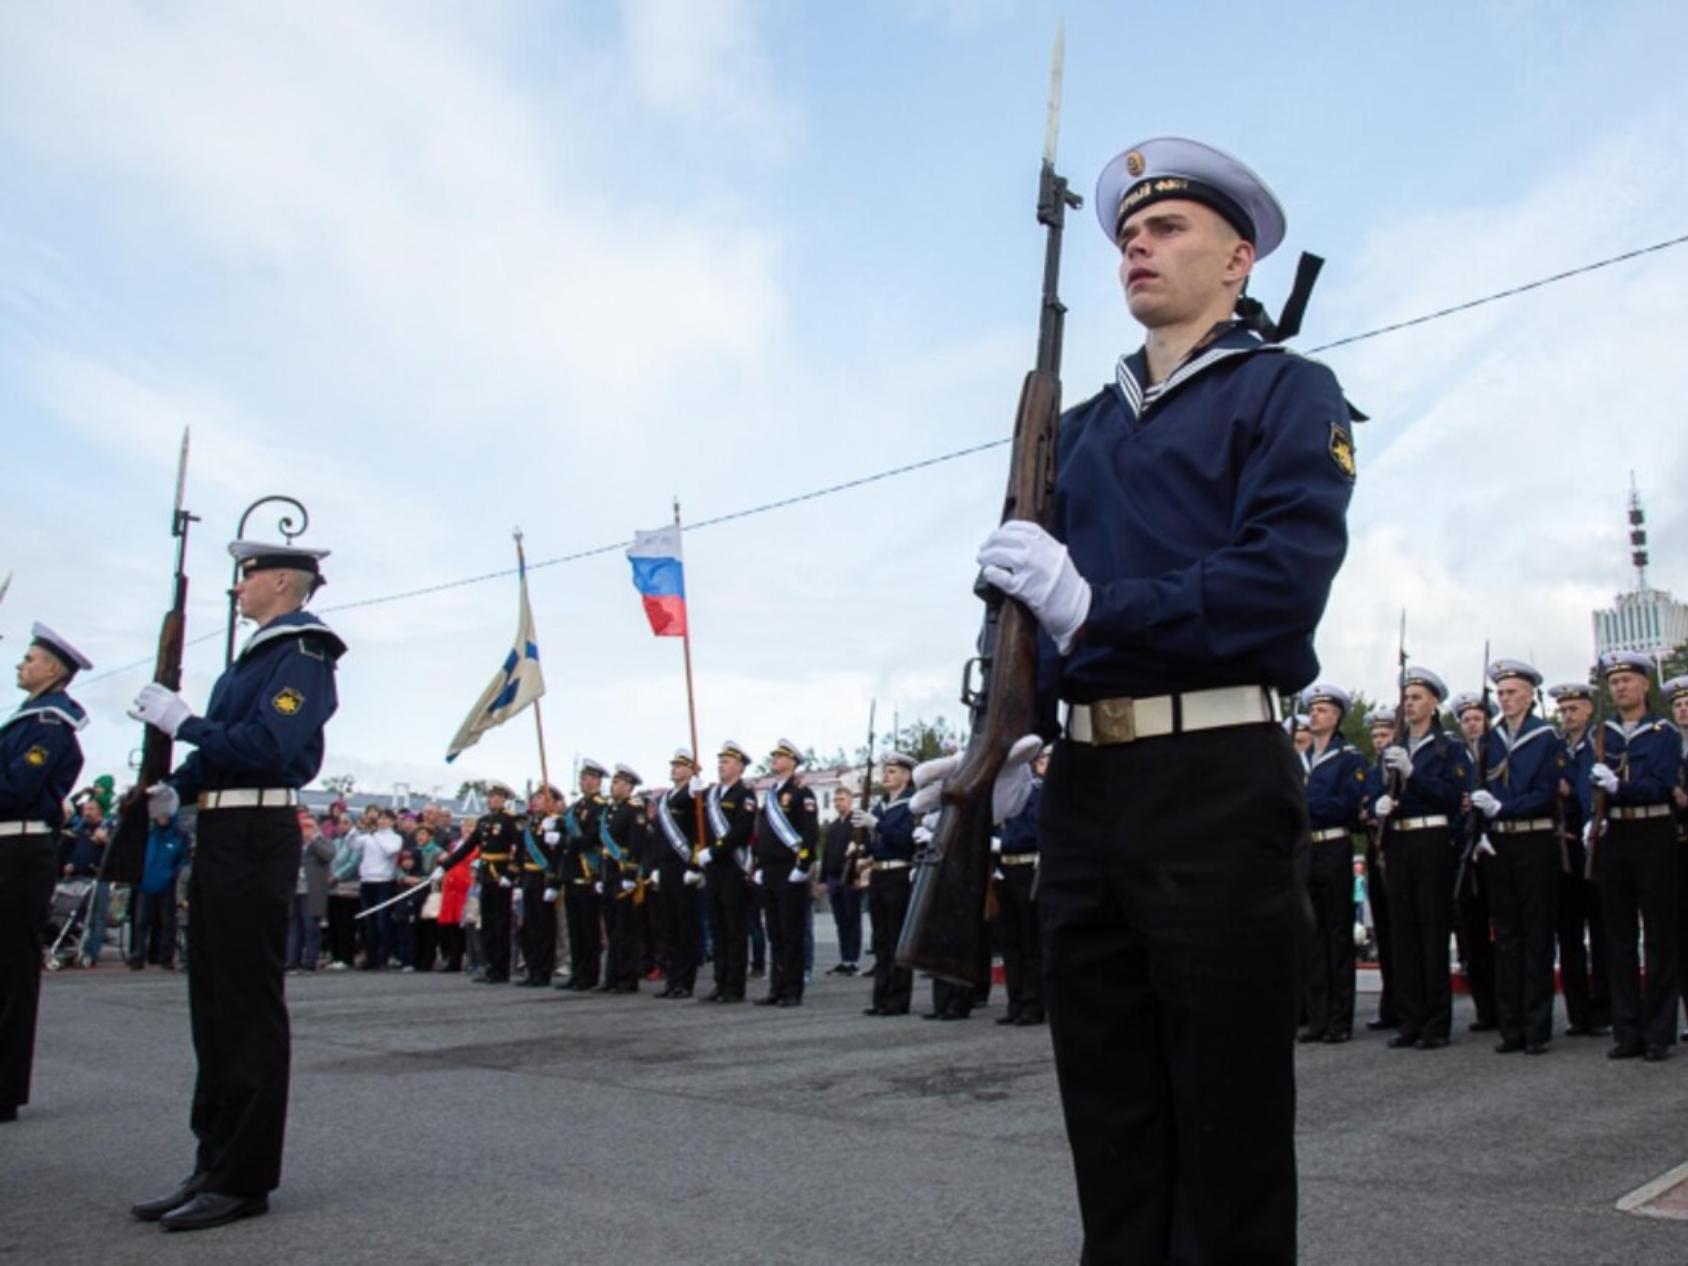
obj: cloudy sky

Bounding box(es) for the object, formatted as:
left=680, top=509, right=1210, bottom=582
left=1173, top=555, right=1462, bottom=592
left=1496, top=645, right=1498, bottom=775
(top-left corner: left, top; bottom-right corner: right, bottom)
left=4, top=0, right=1685, bottom=798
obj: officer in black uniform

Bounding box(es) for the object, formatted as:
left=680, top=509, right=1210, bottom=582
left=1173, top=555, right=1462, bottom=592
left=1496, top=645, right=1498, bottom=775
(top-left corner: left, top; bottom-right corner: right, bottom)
left=1, top=623, right=91, bottom=1124
left=1450, top=690, right=1499, bottom=1032
left=993, top=746, right=1045, bottom=1026
left=599, top=764, right=646, bottom=993
left=438, top=783, right=520, bottom=983
left=1548, top=681, right=1609, bottom=1036
left=517, top=784, right=564, bottom=986
left=755, top=739, right=817, bottom=1007
left=552, top=758, right=608, bottom=991
left=857, top=752, right=917, bottom=1017
left=653, top=748, right=704, bottom=998
left=699, top=740, right=756, bottom=1003
left=970, top=138, right=1356, bottom=1263
left=129, top=539, right=344, bottom=1231
left=1298, top=684, right=1368, bottom=1044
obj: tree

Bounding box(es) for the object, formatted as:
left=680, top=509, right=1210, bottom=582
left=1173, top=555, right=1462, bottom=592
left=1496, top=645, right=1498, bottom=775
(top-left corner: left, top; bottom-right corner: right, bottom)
left=321, top=773, right=357, bottom=796
left=887, top=715, right=961, bottom=764
left=455, top=779, right=492, bottom=800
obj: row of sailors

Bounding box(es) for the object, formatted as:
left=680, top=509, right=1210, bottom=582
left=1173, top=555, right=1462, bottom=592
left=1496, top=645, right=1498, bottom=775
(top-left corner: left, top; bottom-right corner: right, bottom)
left=425, top=739, right=1047, bottom=1024
left=1293, top=652, right=1688, bottom=1061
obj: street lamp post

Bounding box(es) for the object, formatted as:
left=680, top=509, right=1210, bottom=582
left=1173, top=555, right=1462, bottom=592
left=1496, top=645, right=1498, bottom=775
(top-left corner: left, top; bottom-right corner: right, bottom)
left=226, top=494, right=312, bottom=666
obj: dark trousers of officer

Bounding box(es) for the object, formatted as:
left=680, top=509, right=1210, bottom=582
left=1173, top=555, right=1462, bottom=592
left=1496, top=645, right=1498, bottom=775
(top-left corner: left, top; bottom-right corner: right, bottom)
left=826, top=877, right=862, bottom=966
left=996, top=860, right=1043, bottom=1021
left=519, top=875, right=556, bottom=983
left=762, top=857, right=807, bottom=1002
left=1364, top=832, right=1397, bottom=1025
left=564, top=881, right=601, bottom=987
left=1384, top=825, right=1455, bottom=1042
left=1557, top=863, right=1610, bottom=1031
left=706, top=865, right=749, bottom=998
left=1488, top=829, right=1560, bottom=1046
left=603, top=888, right=641, bottom=989
left=187, top=808, right=297, bottom=1195
left=1600, top=817, right=1680, bottom=1051
left=1303, top=834, right=1356, bottom=1038
left=656, top=862, right=699, bottom=992
left=0, top=834, right=56, bottom=1112
left=1039, top=727, right=1304, bottom=1266
left=868, top=867, right=913, bottom=1014
left=479, top=882, right=512, bottom=979
left=1455, top=862, right=1497, bottom=1027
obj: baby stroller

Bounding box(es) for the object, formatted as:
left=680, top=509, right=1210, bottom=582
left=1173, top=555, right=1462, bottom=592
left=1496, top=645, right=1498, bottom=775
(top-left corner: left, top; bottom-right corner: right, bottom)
left=45, top=877, right=96, bottom=971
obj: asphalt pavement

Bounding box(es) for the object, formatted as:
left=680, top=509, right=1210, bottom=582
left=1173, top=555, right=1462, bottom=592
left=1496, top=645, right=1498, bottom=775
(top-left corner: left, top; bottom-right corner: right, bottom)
left=5, top=948, right=1687, bottom=1265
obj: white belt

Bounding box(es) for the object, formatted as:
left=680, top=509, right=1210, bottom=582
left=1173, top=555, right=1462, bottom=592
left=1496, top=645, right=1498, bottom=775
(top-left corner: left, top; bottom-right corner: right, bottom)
left=1310, top=827, right=1350, bottom=843
left=1608, top=804, right=1672, bottom=821
left=198, top=788, right=299, bottom=811
left=1064, top=686, right=1279, bottom=746
left=0, top=820, right=52, bottom=837
left=872, top=859, right=911, bottom=872
left=999, top=852, right=1039, bottom=866
left=1392, top=815, right=1449, bottom=831
left=1491, top=818, right=1555, bottom=835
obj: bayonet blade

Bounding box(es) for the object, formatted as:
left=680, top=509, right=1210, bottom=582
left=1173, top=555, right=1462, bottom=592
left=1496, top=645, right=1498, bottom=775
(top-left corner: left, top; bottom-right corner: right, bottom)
left=1042, top=20, right=1066, bottom=168
left=0, top=572, right=10, bottom=607
left=172, top=427, right=191, bottom=531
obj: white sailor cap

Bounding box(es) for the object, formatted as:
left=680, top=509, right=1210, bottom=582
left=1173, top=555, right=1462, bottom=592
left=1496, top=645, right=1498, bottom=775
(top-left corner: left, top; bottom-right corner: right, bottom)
left=669, top=747, right=697, bottom=769
left=1546, top=682, right=1595, bottom=704
left=1401, top=666, right=1448, bottom=702
left=1447, top=691, right=1493, bottom=718
left=883, top=750, right=917, bottom=771
left=612, top=763, right=642, bottom=787
left=30, top=622, right=93, bottom=673
left=717, top=739, right=751, bottom=765
left=1487, top=658, right=1542, bottom=688
left=1095, top=137, right=1287, bottom=259
left=485, top=780, right=515, bottom=799
left=1661, top=675, right=1688, bottom=702
left=230, top=538, right=329, bottom=572
left=1598, top=651, right=1655, bottom=680
left=1300, top=683, right=1351, bottom=714
left=578, top=757, right=609, bottom=779
left=1363, top=705, right=1396, bottom=728
left=769, top=738, right=804, bottom=764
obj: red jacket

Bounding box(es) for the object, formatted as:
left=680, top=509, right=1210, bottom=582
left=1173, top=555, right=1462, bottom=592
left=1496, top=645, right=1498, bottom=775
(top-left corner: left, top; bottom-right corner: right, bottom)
left=436, top=847, right=477, bottom=925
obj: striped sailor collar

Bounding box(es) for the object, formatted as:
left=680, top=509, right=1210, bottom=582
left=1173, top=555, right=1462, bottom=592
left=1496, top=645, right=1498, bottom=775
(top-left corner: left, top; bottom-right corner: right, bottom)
left=1114, top=324, right=1283, bottom=420
left=1307, top=732, right=1349, bottom=769
left=237, top=610, right=347, bottom=662
left=2, top=689, right=88, bottom=733
left=1494, top=713, right=1553, bottom=750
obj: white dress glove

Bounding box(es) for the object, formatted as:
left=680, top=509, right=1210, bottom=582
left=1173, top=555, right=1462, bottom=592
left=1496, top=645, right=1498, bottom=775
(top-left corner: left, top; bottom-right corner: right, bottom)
left=542, top=887, right=559, bottom=903
left=648, top=871, right=662, bottom=890
left=850, top=809, right=879, bottom=829
left=909, top=735, right=1042, bottom=824
left=912, top=824, right=934, bottom=846
left=621, top=879, right=635, bottom=893
left=1582, top=820, right=1601, bottom=848
left=1381, top=746, right=1413, bottom=777
left=977, top=521, right=1091, bottom=655
left=428, top=865, right=445, bottom=883
left=688, top=775, right=704, bottom=794
left=697, top=847, right=715, bottom=867
left=543, top=830, right=561, bottom=846
left=128, top=682, right=194, bottom=738
left=1374, top=794, right=1396, bottom=818
left=1590, top=762, right=1619, bottom=794
left=146, top=783, right=180, bottom=818
left=594, top=881, right=604, bottom=895
left=990, top=837, right=1003, bottom=855
left=752, top=868, right=764, bottom=886
left=1475, top=836, right=1496, bottom=858
left=682, top=870, right=705, bottom=887
left=498, top=876, right=512, bottom=889
left=788, top=867, right=810, bottom=885
left=1470, top=790, right=1502, bottom=819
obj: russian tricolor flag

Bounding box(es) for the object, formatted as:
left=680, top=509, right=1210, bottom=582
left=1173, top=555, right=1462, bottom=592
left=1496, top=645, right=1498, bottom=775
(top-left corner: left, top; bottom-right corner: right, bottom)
left=627, top=525, right=687, bottom=637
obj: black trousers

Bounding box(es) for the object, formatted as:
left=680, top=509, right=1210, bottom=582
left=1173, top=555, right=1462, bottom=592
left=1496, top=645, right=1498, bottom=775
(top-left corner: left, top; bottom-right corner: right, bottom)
left=477, top=882, right=512, bottom=978
left=1039, top=726, right=1305, bottom=1266
left=1364, top=832, right=1397, bottom=1024
left=188, top=807, right=298, bottom=1195
left=1303, top=833, right=1356, bottom=1037
left=656, top=863, right=700, bottom=991
left=0, top=833, right=56, bottom=1111
left=1600, top=817, right=1680, bottom=1050
left=437, top=923, right=466, bottom=973
left=868, top=868, right=913, bottom=1014
left=762, top=858, right=808, bottom=1001
left=603, top=888, right=641, bottom=989
left=564, top=882, right=601, bottom=987
left=326, top=893, right=359, bottom=965
left=706, top=865, right=749, bottom=998
left=996, top=861, right=1043, bottom=1021
left=1557, top=862, right=1610, bottom=1030
left=1488, top=829, right=1560, bottom=1046
left=519, top=875, right=556, bottom=982
left=1455, top=859, right=1497, bottom=1026
left=1384, top=825, right=1455, bottom=1042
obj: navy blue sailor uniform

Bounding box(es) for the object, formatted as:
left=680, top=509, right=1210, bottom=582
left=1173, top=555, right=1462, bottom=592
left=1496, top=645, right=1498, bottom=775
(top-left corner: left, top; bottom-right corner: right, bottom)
left=553, top=792, right=607, bottom=990
left=994, top=778, right=1044, bottom=1025
left=1300, top=737, right=1368, bottom=1042
left=0, top=689, right=87, bottom=1117
left=701, top=779, right=757, bottom=1002
left=1596, top=713, right=1681, bottom=1054
left=1556, top=725, right=1610, bottom=1033
left=1480, top=715, right=1566, bottom=1050
left=864, top=789, right=917, bottom=1017
left=756, top=778, right=818, bottom=1005
left=165, top=610, right=343, bottom=1198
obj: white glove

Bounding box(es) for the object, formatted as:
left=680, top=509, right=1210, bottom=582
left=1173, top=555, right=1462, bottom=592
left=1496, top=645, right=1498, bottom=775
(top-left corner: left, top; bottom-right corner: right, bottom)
left=683, top=870, right=705, bottom=887
left=498, top=876, right=512, bottom=889
left=912, top=735, right=1041, bottom=823
left=977, top=520, right=1091, bottom=655
left=991, top=837, right=1003, bottom=854
left=428, top=865, right=445, bottom=883
left=752, top=868, right=764, bottom=886
left=543, top=830, right=561, bottom=846
left=913, top=824, right=934, bottom=846
left=1475, top=835, right=1497, bottom=858
left=697, top=847, right=715, bottom=867
left=688, top=775, right=703, bottom=794
left=128, top=682, right=194, bottom=738
left=1470, top=790, right=1502, bottom=819
left=471, top=858, right=483, bottom=872
left=620, top=879, right=635, bottom=893
left=909, top=753, right=959, bottom=816
left=993, top=867, right=1005, bottom=881
left=542, top=887, right=558, bottom=903
left=1583, top=820, right=1601, bottom=848
left=1590, top=762, right=1619, bottom=794
left=1381, top=746, right=1412, bottom=777
left=1374, top=794, right=1396, bottom=818
left=788, top=867, right=810, bottom=885
left=594, top=881, right=604, bottom=895
left=850, top=809, right=879, bottom=829
left=648, top=870, right=662, bottom=890
left=1353, top=921, right=1368, bottom=947
left=146, top=783, right=180, bottom=818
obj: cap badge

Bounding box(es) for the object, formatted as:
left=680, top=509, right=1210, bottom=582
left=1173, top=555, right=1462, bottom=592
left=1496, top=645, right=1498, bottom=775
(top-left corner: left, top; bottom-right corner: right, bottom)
left=1125, top=149, right=1145, bottom=177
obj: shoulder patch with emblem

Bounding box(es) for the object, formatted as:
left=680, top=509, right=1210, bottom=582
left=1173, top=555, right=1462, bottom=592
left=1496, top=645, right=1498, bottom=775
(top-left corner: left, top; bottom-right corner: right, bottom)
left=1328, top=423, right=1356, bottom=480
left=272, top=687, right=305, bottom=716
left=24, top=745, right=49, bottom=767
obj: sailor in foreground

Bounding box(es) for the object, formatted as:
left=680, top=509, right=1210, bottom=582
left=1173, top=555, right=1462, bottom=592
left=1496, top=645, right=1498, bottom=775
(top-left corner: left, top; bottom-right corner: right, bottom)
left=1548, top=681, right=1609, bottom=1037
left=1, top=624, right=91, bottom=1124
left=1591, top=652, right=1679, bottom=1061
left=973, top=137, right=1355, bottom=1262
left=858, top=752, right=918, bottom=1017
left=128, top=540, right=344, bottom=1230
left=1297, top=684, right=1367, bottom=1045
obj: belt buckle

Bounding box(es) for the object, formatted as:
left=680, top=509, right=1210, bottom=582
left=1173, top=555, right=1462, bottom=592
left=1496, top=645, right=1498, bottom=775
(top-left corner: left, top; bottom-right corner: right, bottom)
left=1092, top=697, right=1138, bottom=746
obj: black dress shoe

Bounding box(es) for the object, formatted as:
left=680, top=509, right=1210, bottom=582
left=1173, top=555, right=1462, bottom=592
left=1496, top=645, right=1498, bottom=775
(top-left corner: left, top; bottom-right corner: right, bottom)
left=1525, top=1043, right=1549, bottom=1056
left=1414, top=1036, right=1449, bottom=1050
left=1608, top=1042, right=1644, bottom=1060
left=668, top=988, right=692, bottom=999
left=1323, top=1031, right=1351, bottom=1044
left=995, top=1015, right=1020, bottom=1027
left=698, top=991, right=723, bottom=1003
left=1014, top=1013, right=1046, bottom=1027
left=720, top=993, right=746, bottom=1004
left=863, top=1006, right=885, bottom=1016
left=921, top=1011, right=944, bottom=1020
left=1565, top=1023, right=1594, bottom=1037
left=160, top=1192, right=269, bottom=1232
left=753, top=995, right=781, bottom=1007
left=777, top=997, right=800, bottom=1008
left=1365, top=1017, right=1398, bottom=1031
left=1468, top=1020, right=1497, bottom=1033
left=939, top=1011, right=969, bottom=1021
left=132, top=1174, right=207, bottom=1221
left=1298, top=1030, right=1328, bottom=1044
left=1494, top=1038, right=1525, bottom=1054
left=1643, top=1046, right=1669, bottom=1063
left=0, top=1105, right=16, bottom=1124
left=1386, top=1033, right=1419, bottom=1049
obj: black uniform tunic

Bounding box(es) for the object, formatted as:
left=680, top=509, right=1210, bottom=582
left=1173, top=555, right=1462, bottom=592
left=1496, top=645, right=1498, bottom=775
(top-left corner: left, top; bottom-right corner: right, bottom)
left=702, top=780, right=757, bottom=1001
left=654, top=784, right=704, bottom=994
left=756, top=777, right=817, bottom=1004
left=553, top=793, right=607, bottom=989
left=441, top=809, right=523, bottom=981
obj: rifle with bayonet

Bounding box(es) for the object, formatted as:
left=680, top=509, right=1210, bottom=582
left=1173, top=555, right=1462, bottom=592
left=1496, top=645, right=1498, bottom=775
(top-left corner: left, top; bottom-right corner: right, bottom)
left=1586, top=676, right=1608, bottom=882
left=843, top=700, right=876, bottom=889
left=108, top=429, right=198, bottom=885
left=897, top=29, right=1079, bottom=985
left=1453, top=640, right=1491, bottom=899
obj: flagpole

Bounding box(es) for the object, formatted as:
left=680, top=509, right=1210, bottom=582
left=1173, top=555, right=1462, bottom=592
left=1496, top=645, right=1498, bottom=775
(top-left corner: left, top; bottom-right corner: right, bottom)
left=674, top=499, right=709, bottom=845
left=515, top=528, right=552, bottom=794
